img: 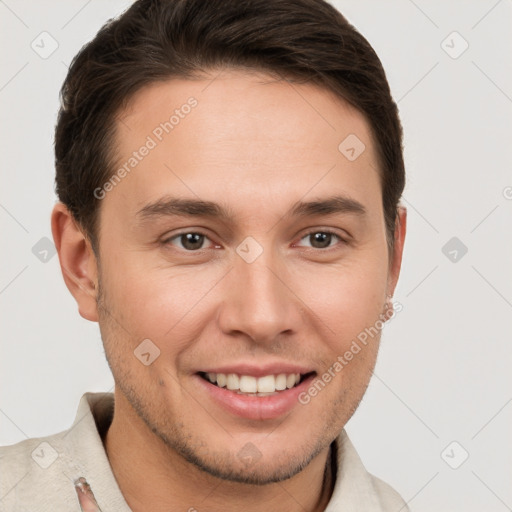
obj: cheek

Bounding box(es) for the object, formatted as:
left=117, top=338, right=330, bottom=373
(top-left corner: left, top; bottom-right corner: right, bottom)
left=293, top=256, right=388, bottom=351
left=300, top=263, right=386, bottom=412
left=103, top=256, right=221, bottom=344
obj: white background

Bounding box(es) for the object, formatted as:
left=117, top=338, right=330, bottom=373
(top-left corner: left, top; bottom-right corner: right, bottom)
left=1, top=1, right=511, bottom=510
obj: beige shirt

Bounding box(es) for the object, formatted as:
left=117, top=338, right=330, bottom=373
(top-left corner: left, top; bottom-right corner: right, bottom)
left=0, top=393, right=409, bottom=511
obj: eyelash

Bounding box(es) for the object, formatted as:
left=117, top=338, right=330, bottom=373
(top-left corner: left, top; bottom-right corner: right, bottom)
left=161, top=229, right=349, bottom=252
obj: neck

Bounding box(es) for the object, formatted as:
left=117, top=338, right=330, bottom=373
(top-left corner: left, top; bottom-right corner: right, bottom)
left=104, top=391, right=335, bottom=512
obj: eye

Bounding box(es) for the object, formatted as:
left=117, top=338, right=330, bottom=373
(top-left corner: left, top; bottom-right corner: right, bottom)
left=163, top=232, right=215, bottom=251
left=296, top=230, right=346, bottom=250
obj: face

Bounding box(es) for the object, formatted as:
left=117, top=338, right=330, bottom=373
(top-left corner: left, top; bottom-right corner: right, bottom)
left=91, top=70, right=403, bottom=484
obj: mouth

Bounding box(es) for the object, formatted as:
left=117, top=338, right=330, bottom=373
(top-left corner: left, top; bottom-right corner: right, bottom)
left=198, top=371, right=316, bottom=397
left=194, top=364, right=318, bottom=420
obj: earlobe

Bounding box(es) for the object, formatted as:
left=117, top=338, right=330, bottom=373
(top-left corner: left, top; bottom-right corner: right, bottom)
left=51, top=202, right=99, bottom=322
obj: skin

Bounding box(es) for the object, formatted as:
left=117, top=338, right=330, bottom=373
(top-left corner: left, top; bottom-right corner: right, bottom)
left=52, top=69, right=406, bottom=512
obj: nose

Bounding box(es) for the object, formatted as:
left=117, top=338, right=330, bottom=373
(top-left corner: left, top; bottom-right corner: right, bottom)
left=217, top=247, right=303, bottom=345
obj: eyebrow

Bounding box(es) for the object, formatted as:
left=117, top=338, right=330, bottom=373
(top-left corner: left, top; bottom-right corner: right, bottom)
left=136, top=194, right=367, bottom=222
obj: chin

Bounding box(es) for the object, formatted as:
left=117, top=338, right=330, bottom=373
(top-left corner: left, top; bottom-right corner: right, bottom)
left=158, top=434, right=323, bottom=485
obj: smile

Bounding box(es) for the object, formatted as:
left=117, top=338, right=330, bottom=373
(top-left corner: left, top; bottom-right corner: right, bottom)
left=194, top=364, right=317, bottom=420
left=199, top=372, right=312, bottom=396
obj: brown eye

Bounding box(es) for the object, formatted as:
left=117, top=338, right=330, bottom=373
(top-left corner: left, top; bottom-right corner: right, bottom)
left=167, top=232, right=208, bottom=251
left=296, top=230, right=345, bottom=250
left=310, top=232, right=333, bottom=249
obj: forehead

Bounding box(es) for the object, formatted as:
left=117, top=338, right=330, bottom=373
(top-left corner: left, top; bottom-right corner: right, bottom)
left=105, top=70, right=382, bottom=224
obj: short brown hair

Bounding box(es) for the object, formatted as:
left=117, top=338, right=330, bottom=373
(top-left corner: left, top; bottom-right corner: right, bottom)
left=55, top=0, right=405, bottom=253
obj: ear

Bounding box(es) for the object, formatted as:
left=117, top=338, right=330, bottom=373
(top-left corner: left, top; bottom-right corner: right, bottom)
left=386, top=205, right=407, bottom=297
left=51, top=202, right=99, bottom=322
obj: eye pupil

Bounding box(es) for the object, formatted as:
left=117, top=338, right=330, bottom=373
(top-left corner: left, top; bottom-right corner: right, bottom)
left=310, top=232, right=331, bottom=249
left=181, top=233, right=204, bottom=250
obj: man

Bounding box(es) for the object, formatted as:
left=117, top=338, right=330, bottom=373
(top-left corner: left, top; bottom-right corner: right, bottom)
left=0, top=0, right=408, bottom=510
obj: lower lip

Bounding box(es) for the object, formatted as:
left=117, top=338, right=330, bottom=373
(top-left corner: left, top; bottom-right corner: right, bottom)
left=194, top=373, right=316, bottom=421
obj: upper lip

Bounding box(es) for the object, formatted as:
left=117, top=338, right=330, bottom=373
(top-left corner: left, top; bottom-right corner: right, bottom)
left=197, top=363, right=315, bottom=378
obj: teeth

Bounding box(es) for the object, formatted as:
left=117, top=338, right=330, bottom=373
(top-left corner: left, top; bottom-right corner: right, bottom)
left=205, top=372, right=303, bottom=393
left=257, top=375, right=276, bottom=393
left=275, top=374, right=287, bottom=391
left=226, top=373, right=239, bottom=390
left=216, top=373, right=227, bottom=387
left=239, top=375, right=257, bottom=393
